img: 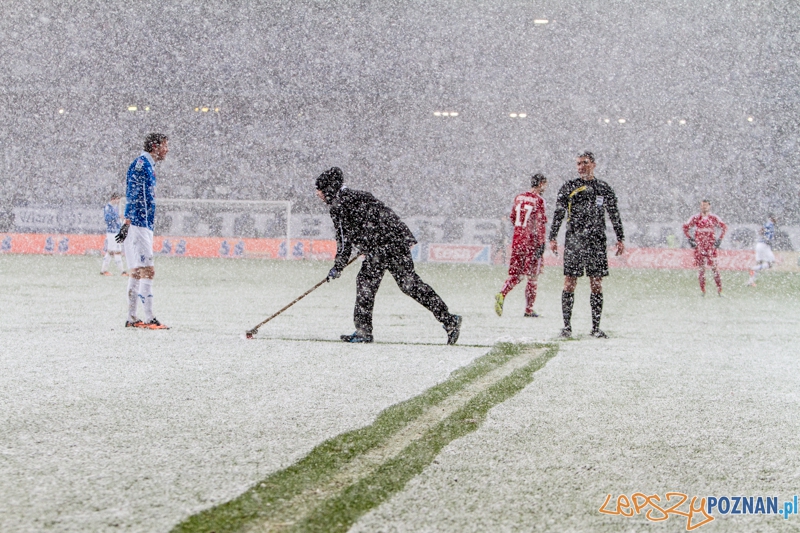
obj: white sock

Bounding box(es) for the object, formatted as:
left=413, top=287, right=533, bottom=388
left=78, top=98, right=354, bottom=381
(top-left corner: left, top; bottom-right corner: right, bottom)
left=114, top=255, right=124, bottom=272
left=127, top=277, right=140, bottom=321
left=139, top=279, right=154, bottom=322
left=101, top=253, right=111, bottom=272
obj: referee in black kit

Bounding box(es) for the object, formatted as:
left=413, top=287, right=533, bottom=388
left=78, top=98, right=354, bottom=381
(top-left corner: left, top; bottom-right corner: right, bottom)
left=548, top=152, right=625, bottom=338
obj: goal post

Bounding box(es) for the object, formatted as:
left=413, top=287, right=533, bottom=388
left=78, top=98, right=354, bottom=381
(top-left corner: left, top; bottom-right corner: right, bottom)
left=152, top=198, right=292, bottom=259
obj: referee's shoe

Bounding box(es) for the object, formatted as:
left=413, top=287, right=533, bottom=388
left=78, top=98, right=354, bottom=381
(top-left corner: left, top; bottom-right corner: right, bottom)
left=590, top=328, right=607, bottom=338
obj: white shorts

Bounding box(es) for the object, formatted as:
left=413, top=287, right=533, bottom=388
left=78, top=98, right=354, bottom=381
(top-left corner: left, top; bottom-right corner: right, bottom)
left=123, top=225, right=154, bottom=269
left=105, top=233, right=122, bottom=253
left=755, top=242, right=775, bottom=263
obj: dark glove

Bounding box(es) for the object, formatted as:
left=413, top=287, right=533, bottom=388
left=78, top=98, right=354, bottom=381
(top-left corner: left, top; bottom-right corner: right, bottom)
left=534, top=243, right=545, bottom=259
left=115, top=222, right=130, bottom=243
left=714, top=239, right=721, bottom=248
left=326, top=267, right=341, bottom=281
left=688, top=238, right=696, bottom=248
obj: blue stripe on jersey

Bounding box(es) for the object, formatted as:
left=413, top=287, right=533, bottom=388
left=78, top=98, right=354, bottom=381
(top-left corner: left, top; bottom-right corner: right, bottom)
left=104, top=203, right=122, bottom=233
left=124, top=153, right=157, bottom=230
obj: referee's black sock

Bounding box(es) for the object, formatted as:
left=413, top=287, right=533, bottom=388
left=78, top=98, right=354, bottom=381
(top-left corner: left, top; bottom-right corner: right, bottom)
left=590, top=293, right=603, bottom=330
left=561, top=291, right=574, bottom=328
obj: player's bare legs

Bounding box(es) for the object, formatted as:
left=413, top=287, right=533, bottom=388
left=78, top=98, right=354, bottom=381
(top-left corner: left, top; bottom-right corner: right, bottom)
left=131, top=266, right=154, bottom=279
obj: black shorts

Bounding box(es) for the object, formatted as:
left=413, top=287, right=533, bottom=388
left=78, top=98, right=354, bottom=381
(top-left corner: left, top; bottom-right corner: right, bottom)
left=563, top=233, right=609, bottom=278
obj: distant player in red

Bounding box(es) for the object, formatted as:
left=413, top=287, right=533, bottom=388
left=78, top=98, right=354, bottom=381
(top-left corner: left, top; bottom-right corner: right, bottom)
left=683, top=199, right=727, bottom=296
left=495, top=174, right=548, bottom=317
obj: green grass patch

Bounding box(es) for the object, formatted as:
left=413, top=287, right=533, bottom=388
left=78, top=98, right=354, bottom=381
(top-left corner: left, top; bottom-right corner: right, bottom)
left=171, top=342, right=558, bottom=533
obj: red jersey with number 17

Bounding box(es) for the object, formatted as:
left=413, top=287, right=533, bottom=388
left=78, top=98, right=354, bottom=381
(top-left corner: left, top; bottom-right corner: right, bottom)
left=683, top=213, right=727, bottom=252
left=510, top=191, right=547, bottom=251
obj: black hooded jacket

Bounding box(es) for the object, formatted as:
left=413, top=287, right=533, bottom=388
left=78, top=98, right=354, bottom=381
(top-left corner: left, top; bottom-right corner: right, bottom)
left=329, top=187, right=418, bottom=270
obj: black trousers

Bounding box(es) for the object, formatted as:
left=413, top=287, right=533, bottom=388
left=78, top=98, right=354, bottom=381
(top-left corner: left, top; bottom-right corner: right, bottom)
left=354, top=247, right=452, bottom=334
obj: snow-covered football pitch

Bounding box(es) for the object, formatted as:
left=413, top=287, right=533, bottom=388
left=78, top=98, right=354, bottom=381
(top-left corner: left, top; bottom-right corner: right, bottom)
left=1, top=253, right=799, bottom=533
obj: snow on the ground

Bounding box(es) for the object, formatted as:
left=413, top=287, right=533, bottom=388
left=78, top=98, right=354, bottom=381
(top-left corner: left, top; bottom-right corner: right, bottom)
left=0, top=256, right=492, bottom=532
left=351, top=270, right=800, bottom=532
left=2, top=255, right=798, bottom=532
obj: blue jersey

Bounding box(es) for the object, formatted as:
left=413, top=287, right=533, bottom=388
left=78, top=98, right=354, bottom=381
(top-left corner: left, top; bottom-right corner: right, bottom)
left=124, top=152, right=157, bottom=230
left=760, top=220, right=775, bottom=245
left=104, top=203, right=122, bottom=233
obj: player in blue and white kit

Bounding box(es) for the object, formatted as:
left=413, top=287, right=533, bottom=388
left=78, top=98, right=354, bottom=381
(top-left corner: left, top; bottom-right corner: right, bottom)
left=100, top=193, right=128, bottom=276
left=116, top=133, right=170, bottom=329
left=747, top=215, right=777, bottom=286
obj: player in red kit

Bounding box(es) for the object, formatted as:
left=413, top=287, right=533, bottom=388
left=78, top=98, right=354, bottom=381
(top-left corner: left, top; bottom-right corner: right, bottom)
left=683, top=199, right=727, bottom=296
left=495, top=174, right=548, bottom=317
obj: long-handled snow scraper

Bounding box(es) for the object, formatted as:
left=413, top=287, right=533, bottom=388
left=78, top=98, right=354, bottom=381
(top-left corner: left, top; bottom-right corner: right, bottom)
left=245, top=255, right=358, bottom=339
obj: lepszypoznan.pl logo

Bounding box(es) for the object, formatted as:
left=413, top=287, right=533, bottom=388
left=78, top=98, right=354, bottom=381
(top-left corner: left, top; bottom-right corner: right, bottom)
left=600, top=492, right=798, bottom=530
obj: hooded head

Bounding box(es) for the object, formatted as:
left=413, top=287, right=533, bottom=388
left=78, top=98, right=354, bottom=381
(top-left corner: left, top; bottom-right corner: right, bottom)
left=315, top=167, right=344, bottom=204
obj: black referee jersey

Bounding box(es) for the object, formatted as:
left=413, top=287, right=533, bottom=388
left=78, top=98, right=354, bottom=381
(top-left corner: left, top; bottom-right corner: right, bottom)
left=548, top=177, right=624, bottom=243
